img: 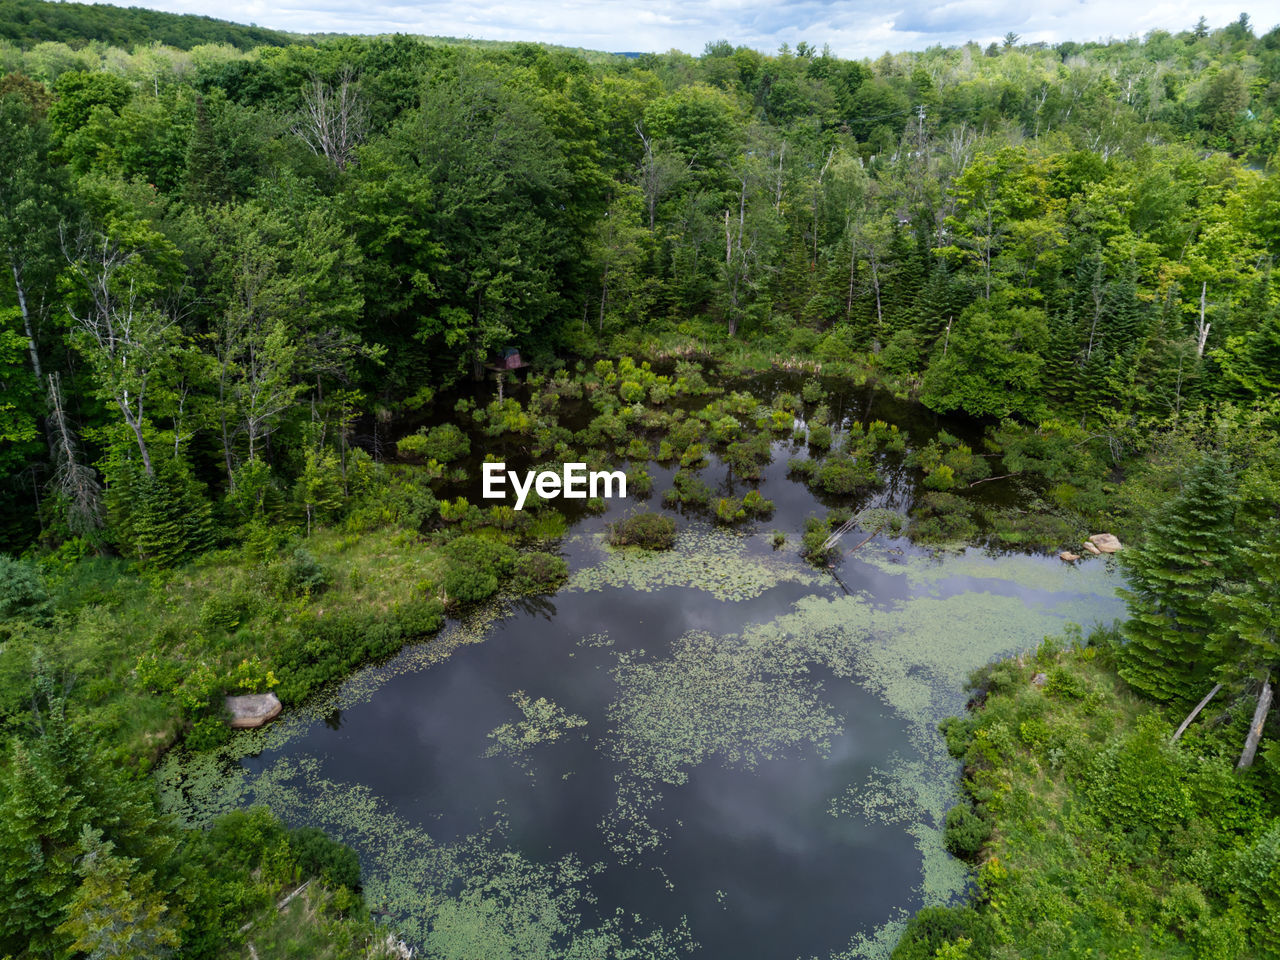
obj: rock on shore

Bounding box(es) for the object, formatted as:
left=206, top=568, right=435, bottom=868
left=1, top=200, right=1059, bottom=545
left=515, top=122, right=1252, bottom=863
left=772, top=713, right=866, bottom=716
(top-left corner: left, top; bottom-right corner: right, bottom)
left=225, top=692, right=282, bottom=729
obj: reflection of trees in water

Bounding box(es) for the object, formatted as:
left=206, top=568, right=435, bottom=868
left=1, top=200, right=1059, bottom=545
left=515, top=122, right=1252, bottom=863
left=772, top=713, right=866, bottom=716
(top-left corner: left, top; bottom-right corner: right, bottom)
left=508, top=593, right=558, bottom=621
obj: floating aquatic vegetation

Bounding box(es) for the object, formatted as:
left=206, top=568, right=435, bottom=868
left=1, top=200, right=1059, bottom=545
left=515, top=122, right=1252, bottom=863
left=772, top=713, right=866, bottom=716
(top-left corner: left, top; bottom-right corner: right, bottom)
left=598, top=778, right=672, bottom=866
left=485, top=691, right=588, bottom=774
left=815, top=912, right=910, bottom=960
left=175, top=752, right=695, bottom=957
left=591, top=557, right=1122, bottom=937
left=567, top=527, right=823, bottom=602
left=605, top=629, right=841, bottom=786
left=419, top=851, right=694, bottom=960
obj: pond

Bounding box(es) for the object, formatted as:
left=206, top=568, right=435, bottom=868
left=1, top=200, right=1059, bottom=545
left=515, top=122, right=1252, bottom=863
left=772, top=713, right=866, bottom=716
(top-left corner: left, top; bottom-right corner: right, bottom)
left=157, top=377, right=1125, bottom=960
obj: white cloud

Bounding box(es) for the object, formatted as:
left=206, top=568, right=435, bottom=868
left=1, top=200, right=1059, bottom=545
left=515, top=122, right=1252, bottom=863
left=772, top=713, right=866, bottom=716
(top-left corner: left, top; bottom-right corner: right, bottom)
left=89, top=0, right=1273, bottom=56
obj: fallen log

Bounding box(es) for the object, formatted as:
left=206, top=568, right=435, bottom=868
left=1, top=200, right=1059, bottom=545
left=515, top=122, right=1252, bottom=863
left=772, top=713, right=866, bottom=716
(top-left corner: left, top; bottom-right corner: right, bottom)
left=968, top=472, right=1020, bottom=488
left=845, top=524, right=887, bottom=554
left=1171, top=683, right=1222, bottom=743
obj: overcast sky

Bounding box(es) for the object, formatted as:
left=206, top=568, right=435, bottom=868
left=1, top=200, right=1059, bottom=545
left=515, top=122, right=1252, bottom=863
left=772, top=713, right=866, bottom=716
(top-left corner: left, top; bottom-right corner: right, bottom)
left=107, top=1, right=1272, bottom=57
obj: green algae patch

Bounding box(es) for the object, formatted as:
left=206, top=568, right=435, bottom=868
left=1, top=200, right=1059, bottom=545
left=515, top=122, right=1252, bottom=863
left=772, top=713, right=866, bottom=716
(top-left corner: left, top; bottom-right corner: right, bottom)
left=567, top=527, right=823, bottom=602
left=177, top=754, right=695, bottom=958
left=485, top=691, right=588, bottom=771
left=605, top=628, right=842, bottom=785
left=586, top=557, right=1124, bottom=940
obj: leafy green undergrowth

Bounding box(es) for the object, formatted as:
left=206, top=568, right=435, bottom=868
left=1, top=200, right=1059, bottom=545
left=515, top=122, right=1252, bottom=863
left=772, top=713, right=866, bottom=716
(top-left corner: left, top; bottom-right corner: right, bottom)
left=0, top=686, right=390, bottom=960
left=0, top=517, right=568, bottom=766
left=895, top=632, right=1280, bottom=960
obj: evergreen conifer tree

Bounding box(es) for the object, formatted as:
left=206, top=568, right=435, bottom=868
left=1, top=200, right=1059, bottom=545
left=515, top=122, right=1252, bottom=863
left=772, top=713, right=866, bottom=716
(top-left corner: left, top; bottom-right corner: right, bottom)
left=1043, top=306, right=1083, bottom=409
left=1118, top=453, right=1239, bottom=704
left=1214, top=302, right=1280, bottom=402
left=55, top=826, right=181, bottom=960
left=1211, top=520, right=1280, bottom=686
left=1097, top=269, right=1144, bottom=359
left=0, top=685, right=178, bottom=955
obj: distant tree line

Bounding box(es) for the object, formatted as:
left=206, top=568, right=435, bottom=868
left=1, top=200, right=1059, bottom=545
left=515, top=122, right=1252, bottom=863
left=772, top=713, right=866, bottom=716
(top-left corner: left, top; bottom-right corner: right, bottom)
left=0, top=0, right=299, bottom=51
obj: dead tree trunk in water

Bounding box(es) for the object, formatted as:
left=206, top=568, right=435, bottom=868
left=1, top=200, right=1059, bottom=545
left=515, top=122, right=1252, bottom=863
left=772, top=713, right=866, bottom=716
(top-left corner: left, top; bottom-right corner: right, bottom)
left=1238, top=676, right=1273, bottom=770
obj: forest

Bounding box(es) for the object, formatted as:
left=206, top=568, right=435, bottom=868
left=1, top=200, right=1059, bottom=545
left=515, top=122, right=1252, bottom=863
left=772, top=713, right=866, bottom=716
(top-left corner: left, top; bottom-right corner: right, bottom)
left=1, top=1, right=1279, bottom=957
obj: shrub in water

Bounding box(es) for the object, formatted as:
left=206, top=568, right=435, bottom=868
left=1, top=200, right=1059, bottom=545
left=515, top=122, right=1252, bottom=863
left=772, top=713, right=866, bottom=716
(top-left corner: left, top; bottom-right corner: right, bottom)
left=511, top=552, right=569, bottom=594
left=814, top=457, right=877, bottom=495
left=608, top=513, right=677, bottom=550
left=398, top=422, right=470, bottom=463
left=923, top=463, right=958, bottom=490
left=807, top=424, right=833, bottom=451
left=714, top=497, right=746, bottom=524
left=742, top=489, right=774, bottom=517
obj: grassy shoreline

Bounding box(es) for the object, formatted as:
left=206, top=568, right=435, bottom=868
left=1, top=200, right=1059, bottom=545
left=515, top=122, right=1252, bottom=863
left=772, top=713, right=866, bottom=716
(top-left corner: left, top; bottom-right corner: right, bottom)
left=892, top=631, right=1280, bottom=960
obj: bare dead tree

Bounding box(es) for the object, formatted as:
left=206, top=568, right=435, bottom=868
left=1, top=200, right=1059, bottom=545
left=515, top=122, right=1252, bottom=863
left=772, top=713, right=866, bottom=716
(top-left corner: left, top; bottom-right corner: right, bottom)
left=1196, top=281, right=1212, bottom=357
left=62, top=226, right=172, bottom=476
left=1085, top=258, right=1105, bottom=360
left=45, top=372, right=102, bottom=535
left=635, top=122, right=691, bottom=232
left=943, top=123, right=976, bottom=174
left=291, top=68, right=368, bottom=171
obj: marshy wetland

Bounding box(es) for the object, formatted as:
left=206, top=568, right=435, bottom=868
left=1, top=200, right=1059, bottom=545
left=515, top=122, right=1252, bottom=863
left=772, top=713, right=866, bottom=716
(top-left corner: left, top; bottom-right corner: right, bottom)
left=157, top=364, right=1125, bottom=959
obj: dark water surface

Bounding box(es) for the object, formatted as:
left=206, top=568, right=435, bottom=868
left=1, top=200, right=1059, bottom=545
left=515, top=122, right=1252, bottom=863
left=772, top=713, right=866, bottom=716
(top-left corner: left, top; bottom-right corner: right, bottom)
left=161, top=379, right=1126, bottom=959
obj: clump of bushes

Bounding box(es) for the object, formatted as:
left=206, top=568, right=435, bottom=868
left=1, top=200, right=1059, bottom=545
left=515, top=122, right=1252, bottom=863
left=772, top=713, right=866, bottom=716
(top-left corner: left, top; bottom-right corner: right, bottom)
left=273, top=546, right=331, bottom=597
left=906, top=491, right=979, bottom=543
left=287, top=825, right=362, bottom=890
left=799, top=515, right=839, bottom=565
left=787, top=457, right=817, bottom=480
left=440, top=536, right=517, bottom=605
left=396, top=422, right=471, bottom=463
left=907, top=434, right=991, bottom=489
left=813, top=457, right=879, bottom=495
left=714, top=497, right=746, bottom=524
left=664, top=470, right=712, bottom=508
left=724, top=434, right=773, bottom=479
left=712, top=490, right=776, bottom=524
left=273, top=598, right=444, bottom=703
left=510, top=552, right=569, bottom=594
left=943, top=803, right=991, bottom=859
left=807, top=423, right=833, bottom=451
left=608, top=513, right=677, bottom=550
